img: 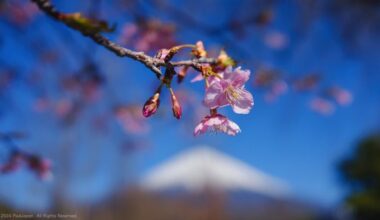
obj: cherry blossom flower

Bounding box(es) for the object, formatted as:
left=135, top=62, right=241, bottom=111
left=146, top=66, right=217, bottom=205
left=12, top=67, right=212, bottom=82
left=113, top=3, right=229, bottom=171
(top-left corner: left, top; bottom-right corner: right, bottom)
left=194, top=113, right=241, bottom=136
left=204, top=67, right=253, bottom=114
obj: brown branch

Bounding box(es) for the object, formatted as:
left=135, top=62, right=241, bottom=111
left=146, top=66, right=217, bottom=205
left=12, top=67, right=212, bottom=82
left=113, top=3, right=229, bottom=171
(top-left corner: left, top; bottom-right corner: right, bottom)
left=31, top=0, right=217, bottom=78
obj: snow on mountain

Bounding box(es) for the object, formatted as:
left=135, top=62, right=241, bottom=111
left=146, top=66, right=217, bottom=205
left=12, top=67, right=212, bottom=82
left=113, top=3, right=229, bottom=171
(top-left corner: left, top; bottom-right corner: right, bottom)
left=140, top=146, right=290, bottom=198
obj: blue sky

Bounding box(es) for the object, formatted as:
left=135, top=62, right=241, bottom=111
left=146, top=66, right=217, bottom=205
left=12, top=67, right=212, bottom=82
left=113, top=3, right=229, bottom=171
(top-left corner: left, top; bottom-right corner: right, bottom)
left=0, top=0, right=379, bottom=211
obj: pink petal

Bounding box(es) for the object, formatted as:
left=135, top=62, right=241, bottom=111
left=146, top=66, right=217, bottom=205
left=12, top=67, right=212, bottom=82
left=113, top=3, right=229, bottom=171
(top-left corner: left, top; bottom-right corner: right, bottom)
left=204, top=82, right=229, bottom=109
left=230, top=89, right=254, bottom=114
left=224, top=67, right=251, bottom=87
left=194, top=114, right=241, bottom=136
left=190, top=73, right=204, bottom=83
left=204, top=115, right=226, bottom=127
left=225, top=119, right=241, bottom=135
left=194, top=121, right=206, bottom=136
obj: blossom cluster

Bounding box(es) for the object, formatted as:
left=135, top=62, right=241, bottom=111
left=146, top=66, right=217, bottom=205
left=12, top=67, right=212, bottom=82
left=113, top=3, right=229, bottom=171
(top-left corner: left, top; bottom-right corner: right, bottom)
left=253, top=68, right=353, bottom=115
left=310, top=86, right=353, bottom=115
left=141, top=41, right=254, bottom=136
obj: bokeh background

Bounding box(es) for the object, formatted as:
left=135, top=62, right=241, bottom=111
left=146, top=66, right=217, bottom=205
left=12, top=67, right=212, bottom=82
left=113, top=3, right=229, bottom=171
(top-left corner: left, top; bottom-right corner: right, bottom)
left=0, top=0, right=379, bottom=219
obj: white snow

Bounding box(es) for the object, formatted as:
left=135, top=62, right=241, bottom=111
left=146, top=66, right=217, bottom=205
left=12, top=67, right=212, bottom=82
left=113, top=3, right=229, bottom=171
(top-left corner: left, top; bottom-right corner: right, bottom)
left=140, top=146, right=290, bottom=198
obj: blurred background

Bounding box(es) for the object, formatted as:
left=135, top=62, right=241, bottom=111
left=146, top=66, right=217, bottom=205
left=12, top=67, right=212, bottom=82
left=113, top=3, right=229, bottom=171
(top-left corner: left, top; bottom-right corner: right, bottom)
left=0, top=0, right=379, bottom=219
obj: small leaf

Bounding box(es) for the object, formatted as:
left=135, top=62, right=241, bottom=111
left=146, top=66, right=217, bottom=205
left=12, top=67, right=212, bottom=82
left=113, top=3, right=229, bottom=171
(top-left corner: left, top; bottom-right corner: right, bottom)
left=60, top=13, right=115, bottom=34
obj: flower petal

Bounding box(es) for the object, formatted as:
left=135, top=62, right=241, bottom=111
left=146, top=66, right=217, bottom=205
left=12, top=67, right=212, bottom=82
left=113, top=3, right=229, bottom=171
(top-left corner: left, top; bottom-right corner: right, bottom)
left=226, top=119, right=241, bottom=135
left=191, top=73, right=204, bottom=83
left=224, top=67, right=251, bottom=87
left=193, top=121, right=206, bottom=136
left=231, top=88, right=254, bottom=114
left=194, top=114, right=241, bottom=136
left=203, top=82, right=229, bottom=109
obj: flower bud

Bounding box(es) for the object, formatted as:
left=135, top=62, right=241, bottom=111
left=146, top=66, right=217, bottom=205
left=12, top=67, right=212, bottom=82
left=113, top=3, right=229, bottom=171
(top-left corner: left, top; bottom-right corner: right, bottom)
left=170, top=89, right=182, bottom=119
left=142, top=92, right=160, bottom=117
left=192, top=41, right=207, bottom=58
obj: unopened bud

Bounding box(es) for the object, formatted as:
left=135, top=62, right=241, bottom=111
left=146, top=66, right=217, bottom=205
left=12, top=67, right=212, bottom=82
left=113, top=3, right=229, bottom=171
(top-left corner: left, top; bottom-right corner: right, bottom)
left=192, top=41, right=207, bottom=58
left=170, top=89, right=182, bottom=119
left=142, top=93, right=160, bottom=117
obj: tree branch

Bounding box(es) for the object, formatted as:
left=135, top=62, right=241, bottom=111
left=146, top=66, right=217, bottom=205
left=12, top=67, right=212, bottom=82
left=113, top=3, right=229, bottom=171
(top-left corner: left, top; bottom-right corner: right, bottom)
left=31, top=0, right=217, bottom=78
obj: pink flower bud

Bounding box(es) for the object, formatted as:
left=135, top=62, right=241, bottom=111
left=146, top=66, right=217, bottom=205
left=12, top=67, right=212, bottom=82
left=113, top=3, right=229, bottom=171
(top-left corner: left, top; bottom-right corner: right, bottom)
left=170, top=89, right=182, bottom=119
left=142, top=92, right=160, bottom=117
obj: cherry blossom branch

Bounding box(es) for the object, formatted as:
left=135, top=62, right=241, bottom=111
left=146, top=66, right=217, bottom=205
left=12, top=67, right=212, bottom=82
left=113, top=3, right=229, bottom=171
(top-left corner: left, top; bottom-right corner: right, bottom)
left=30, top=0, right=254, bottom=137
left=30, top=0, right=217, bottom=78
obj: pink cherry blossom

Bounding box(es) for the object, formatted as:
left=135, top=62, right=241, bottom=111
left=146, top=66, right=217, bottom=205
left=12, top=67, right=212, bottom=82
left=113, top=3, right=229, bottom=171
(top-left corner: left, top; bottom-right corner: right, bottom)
left=328, top=87, right=353, bottom=106
left=310, top=97, right=335, bottom=115
left=204, top=67, right=253, bottom=114
left=194, top=114, right=241, bottom=136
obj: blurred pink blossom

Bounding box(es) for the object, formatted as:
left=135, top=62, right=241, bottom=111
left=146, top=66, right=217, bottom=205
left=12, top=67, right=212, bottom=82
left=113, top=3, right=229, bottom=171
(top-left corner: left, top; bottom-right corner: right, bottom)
left=55, top=99, right=74, bottom=117
left=264, top=80, right=288, bottom=102
left=33, top=97, right=50, bottom=113
left=0, top=1, right=39, bottom=27
left=119, top=20, right=177, bottom=52
left=293, top=74, right=321, bottom=91
left=115, top=105, right=150, bottom=134
left=264, top=31, right=288, bottom=50
left=0, top=151, right=52, bottom=180
left=310, top=97, right=335, bottom=115
left=328, top=87, right=353, bottom=106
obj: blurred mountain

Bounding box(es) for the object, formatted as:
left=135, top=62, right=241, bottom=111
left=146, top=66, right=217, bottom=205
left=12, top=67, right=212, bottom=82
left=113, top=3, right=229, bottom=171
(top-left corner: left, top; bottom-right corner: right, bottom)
left=140, top=145, right=289, bottom=197
left=41, top=146, right=343, bottom=220
left=134, top=146, right=339, bottom=220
